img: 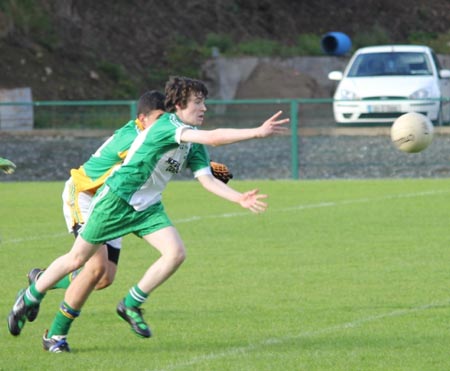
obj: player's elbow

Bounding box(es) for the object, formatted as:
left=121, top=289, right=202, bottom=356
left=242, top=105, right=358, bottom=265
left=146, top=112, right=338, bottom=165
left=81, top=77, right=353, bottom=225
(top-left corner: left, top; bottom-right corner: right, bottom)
left=207, top=138, right=221, bottom=147
left=205, top=131, right=224, bottom=147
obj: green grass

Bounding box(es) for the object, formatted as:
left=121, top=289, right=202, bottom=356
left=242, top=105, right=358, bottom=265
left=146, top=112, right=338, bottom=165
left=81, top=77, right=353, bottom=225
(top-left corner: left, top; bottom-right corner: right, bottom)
left=1, top=179, right=450, bottom=370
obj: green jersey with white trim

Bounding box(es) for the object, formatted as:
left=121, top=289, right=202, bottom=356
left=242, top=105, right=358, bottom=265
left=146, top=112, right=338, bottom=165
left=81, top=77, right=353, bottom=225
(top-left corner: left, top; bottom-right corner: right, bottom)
left=105, top=112, right=211, bottom=211
left=71, top=119, right=144, bottom=194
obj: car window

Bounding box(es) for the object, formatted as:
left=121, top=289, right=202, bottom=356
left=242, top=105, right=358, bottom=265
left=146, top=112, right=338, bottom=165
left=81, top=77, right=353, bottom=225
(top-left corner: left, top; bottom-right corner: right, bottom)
left=347, top=52, right=432, bottom=77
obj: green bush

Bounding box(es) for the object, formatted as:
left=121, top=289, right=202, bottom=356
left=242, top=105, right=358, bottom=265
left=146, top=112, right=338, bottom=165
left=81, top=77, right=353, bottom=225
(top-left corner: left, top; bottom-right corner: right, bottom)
left=295, top=33, right=323, bottom=55
left=233, top=38, right=280, bottom=56
left=146, top=35, right=207, bottom=88
left=98, top=62, right=125, bottom=82
left=352, top=24, right=391, bottom=50
left=1, top=0, right=58, bottom=48
left=408, top=31, right=450, bottom=54
left=205, top=33, right=233, bottom=53
left=97, top=61, right=138, bottom=98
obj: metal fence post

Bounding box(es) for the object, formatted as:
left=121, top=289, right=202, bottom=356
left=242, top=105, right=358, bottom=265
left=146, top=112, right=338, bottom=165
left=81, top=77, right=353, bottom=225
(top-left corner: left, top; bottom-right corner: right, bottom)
left=130, top=100, right=137, bottom=120
left=290, top=99, right=299, bottom=179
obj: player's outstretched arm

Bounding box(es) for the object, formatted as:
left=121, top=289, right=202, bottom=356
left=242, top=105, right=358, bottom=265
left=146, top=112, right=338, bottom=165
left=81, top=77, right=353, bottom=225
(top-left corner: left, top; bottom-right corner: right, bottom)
left=180, top=110, right=289, bottom=147
left=197, top=174, right=268, bottom=214
left=238, top=189, right=268, bottom=214
left=255, top=110, right=290, bottom=138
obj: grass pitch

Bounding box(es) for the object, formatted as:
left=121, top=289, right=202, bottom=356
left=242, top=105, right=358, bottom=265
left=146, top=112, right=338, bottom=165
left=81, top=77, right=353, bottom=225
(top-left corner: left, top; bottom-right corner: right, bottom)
left=1, top=179, right=450, bottom=370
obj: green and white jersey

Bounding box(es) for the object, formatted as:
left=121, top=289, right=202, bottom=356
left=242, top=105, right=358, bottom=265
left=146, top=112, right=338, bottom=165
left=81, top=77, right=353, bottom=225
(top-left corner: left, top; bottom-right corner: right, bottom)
left=71, top=119, right=144, bottom=194
left=105, top=112, right=211, bottom=211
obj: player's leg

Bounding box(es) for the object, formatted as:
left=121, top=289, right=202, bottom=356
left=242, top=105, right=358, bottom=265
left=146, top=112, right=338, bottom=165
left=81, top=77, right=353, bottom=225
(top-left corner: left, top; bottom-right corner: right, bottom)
left=42, top=188, right=130, bottom=350
left=27, top=224, right=83, bottom=296
left=29, top=184, right=104, bottom=295
left=32, top=181, right=94, bottom=293
left=40, top=242, right=120, bottom=351
left=138, top=226, right=186, bottom=293
left=24, top=183, right=92, bottom=323
left=94, top=239, right=121, bottom=289
left=117, top=226, right=185, bottom=338
left=29, top=240, right=120, bottom=292
left=42, top=244, right=121, bottom=352
left=8, top=235, right=100, bottom=336
left=25, top=228, right=84, bottom=322
left=43, top=244, right=109, bottom=351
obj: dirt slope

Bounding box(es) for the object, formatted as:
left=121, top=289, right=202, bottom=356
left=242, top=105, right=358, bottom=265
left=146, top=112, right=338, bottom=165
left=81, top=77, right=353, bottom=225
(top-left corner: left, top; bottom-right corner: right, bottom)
left=1, top=0, right=450, bottom=100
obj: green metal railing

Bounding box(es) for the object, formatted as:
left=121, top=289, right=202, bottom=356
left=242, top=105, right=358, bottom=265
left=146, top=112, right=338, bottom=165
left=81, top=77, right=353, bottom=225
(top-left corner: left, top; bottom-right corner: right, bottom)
left=0, top=98, right=302, bottom=178
left=207, top=98, right=300, bottom=179
left=1, top=97, right=449, bottom=180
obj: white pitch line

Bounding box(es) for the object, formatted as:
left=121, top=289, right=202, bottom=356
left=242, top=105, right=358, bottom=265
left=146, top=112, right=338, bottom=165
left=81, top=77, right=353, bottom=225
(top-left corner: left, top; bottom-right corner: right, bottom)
left=0, top=231, right=69, bottom=246
left=150, top=298, right=450, bottom=371
left=1, top=189, right=449, bottom=245
left=175, top=188, right=450, bottom=223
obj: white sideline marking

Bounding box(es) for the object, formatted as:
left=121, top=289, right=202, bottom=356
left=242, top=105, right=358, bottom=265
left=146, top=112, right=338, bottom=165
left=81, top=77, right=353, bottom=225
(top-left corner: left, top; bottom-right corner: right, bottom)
left=150, top=299, right=450, bottom=371
left=174, top=189, right=450, bottom=223
left=0, top=232, right=68, bottom=244
left=1, top=189, right=449, bottom=245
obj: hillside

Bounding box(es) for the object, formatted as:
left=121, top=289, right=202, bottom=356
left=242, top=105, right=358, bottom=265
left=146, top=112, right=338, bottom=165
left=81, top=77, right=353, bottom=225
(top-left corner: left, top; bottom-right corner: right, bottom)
left=1, top=0, right=450, bottom=100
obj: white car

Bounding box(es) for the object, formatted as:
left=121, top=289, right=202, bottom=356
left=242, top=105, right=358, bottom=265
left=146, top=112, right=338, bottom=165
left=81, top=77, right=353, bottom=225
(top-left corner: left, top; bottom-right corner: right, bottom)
left=328, top=45, right=450, bottom=125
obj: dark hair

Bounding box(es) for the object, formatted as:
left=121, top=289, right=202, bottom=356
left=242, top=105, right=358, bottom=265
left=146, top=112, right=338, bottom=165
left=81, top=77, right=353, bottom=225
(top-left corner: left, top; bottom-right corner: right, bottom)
left=137, top=90, right=165, bottom=116
left=164, top=76, right=208, bottom=113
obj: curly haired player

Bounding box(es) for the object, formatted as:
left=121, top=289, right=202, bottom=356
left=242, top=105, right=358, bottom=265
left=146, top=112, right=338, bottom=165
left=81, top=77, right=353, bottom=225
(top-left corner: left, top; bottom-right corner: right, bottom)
left=8, top=76, right=289, bottom=353
left=24, top=91, right=233, bottom=322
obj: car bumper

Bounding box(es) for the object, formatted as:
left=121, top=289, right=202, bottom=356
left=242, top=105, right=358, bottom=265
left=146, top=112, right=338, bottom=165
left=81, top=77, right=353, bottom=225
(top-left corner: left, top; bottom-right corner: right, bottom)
left=332, top=100, right=439, bottom=124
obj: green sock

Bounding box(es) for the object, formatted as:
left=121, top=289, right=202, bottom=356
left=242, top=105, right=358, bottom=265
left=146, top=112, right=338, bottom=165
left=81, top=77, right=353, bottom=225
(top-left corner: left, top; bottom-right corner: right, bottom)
left=124, top=285, right=148, bottom=308
left=23, top=283, right=45, bottom=306
left=52, top=268, right=82, bottom=290
left=48, top=301, right=80, bottom=338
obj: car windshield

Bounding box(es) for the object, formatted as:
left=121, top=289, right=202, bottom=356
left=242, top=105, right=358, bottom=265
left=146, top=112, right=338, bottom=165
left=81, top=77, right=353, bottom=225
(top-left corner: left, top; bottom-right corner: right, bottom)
left=347, top=52, right=433, bottom=77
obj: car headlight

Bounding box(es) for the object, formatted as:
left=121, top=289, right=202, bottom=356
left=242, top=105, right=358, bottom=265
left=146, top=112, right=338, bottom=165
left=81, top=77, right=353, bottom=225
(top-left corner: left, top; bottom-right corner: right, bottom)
left=336, top=89, right=359, bottom=100
left=409, top=88, right=430, bottom=99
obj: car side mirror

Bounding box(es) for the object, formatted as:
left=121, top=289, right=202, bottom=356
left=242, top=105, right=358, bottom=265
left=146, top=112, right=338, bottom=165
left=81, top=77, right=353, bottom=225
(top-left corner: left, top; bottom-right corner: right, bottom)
left=328, top=71, right=343, bottom=81
left=439, top=69, right=450, bottom=79
left=328, top=71, right=344, bottom=81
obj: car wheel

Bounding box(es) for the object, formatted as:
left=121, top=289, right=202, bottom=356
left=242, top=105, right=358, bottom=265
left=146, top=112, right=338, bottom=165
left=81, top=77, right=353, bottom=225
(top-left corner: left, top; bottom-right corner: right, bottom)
left=434, top=105, right=444, bottom=126
left=442, top=101, right=450, bottom=126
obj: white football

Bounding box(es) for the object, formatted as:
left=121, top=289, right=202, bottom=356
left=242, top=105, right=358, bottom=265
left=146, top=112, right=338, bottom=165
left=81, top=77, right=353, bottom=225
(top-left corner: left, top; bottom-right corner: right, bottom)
left=391, top=112, right=434, bottom=153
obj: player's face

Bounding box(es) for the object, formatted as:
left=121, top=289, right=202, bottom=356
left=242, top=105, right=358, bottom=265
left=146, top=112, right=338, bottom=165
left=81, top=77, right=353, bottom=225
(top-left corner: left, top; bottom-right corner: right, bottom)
left=176, top=93, right=206, bottom=126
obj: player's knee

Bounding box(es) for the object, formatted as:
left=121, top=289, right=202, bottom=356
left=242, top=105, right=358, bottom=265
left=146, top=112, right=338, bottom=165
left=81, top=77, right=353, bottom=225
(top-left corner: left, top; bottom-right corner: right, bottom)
left=84, top=260, right=108, bottom=285
left=95, top=275, right=113, bottom=290
left=70, top=255, right=89, bottom=271
left=169, top=245, right=186, bottom=267
left=94, top=269, right=115, bottom=290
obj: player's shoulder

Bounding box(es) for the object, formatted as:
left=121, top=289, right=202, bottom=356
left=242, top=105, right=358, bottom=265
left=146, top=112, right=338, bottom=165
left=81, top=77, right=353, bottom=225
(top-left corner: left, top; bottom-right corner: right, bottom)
left=157, top=112, right=191, bottom=129
left=110, top=120, right=141, bottom=141
left=150, top=113, right=185, bottom=133
left=116, top=120, right=139, bottom=133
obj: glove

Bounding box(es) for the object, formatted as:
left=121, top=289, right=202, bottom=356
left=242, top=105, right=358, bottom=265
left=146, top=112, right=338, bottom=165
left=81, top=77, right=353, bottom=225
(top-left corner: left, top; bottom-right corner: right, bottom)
left=210, top=161, right=233, bottom=184
left=0, top=157, right=16, bottom=174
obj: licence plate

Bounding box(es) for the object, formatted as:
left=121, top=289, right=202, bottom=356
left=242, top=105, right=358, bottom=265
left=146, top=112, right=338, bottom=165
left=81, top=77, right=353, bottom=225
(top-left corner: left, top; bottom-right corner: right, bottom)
left=367, top=104, right=400, bottom=113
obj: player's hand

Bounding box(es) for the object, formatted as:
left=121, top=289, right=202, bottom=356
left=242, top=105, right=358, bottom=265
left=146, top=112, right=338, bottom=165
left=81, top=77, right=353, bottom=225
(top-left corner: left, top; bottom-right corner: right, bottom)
left=239, top=189, right=268, bottom=214
left=256, top=110, right=290, bottom=138
left=0, top=157, right=16, bottom=174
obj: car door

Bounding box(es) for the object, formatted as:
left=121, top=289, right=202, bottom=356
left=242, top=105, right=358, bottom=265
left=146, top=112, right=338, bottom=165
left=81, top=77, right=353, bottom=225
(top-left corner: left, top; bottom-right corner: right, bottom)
left=432, top=51, right=450, bottom=123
